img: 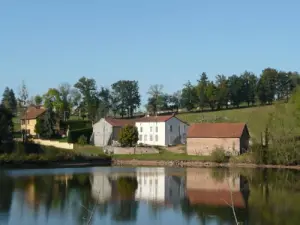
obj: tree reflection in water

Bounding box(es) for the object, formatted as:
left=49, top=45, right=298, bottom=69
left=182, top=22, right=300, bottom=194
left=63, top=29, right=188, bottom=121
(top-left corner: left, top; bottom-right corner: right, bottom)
left=0, top=168, right=300, bottom=225
left=110, top=176, right=139, bottom=222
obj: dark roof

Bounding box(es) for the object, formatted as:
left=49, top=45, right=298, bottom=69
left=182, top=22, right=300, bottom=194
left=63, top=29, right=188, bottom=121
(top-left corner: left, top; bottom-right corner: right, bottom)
left=104, top=115, right=189, bottom=127
left=136, top=115, right=189, bottom=125
left=21, top=106, right=46, bottom=120
left=136, top=115, right=174, bottom=123
left=104, top=117, right=136, bottom=127
left=187, top=123, right=248, bottom=138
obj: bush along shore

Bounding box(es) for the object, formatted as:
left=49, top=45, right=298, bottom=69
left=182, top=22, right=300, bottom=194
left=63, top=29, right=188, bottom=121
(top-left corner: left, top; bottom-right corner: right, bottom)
left=0, top=141, right=111, bottom=168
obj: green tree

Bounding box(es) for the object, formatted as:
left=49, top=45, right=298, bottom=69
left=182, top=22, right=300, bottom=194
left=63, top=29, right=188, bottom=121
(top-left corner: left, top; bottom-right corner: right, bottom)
left=38, top=108, right=56, bottom=139
left=118, top=125, right=139, bottom=147
left=111, top=80, right=141, bottom=118
left=34, top=118, right=42, bottom=137
left=34, top=95, right=43, bottom=105
left=180, top=81, right=197, bottom=111
left=97, top=87, right=111, bottom=118
left=228, top=75, right=243, bottom=107
left=1, top=87, right=17, bottom=113
left=169, top=91, right=181, bottom=112
left=74, top=77, right=99, bottom=122
left=43, top=88, right=62, bottom=111
left=196, top=72, right=208, bottom=110
left=240, top=71, right=258, bottom=106
left=205, top=81, right=217, bottom=110
left=215, top=75, right=229, bottom=109
left=257, top=68, right=278, bottom=104
left=146, top=84, right=164, bottom=115
left=0, top=105, right=13, bottom=143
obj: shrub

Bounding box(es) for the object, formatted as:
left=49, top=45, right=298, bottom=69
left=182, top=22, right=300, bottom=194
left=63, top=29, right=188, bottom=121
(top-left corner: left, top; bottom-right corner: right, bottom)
left=229, top=152, right=256, bottom=164
left=61, top=120, right=92, bottom=131
left=67, top=128, right=92, bottom=143
left=211, top=147, right=228, bottom=163
left=77, top=135, right=88, bottom=145
left=118, top=125, right=139, bottom=147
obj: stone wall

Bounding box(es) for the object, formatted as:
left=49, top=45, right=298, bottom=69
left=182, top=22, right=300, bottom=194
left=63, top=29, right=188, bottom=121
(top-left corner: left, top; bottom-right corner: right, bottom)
left=104, top=146, right=159, bottom=154
left=32, top=139, right=74, bottom=150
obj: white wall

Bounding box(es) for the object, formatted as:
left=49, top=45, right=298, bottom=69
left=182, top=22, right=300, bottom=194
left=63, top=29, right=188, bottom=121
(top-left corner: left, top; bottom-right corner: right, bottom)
left=135, top=121, right=166, bottom=146
left=135, top=167, right=166, bottom=202
left=165, top=117, right=188, bottom=146
left=90, top=173, right=112, bottom=202
left=92, top=118, right=113, bottom=147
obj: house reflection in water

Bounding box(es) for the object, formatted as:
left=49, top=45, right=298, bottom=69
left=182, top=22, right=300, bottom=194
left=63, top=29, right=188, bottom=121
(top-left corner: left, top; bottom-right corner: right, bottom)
left=185, top=168, right=250, bottom=223
left=90, top=173, right=112, bottom=203
left=135, top=167, right=185, bottom=207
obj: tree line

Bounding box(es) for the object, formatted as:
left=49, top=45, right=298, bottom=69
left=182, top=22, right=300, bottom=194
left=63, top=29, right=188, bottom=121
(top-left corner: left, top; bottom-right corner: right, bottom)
left=1, top=67, right=300, bottom=124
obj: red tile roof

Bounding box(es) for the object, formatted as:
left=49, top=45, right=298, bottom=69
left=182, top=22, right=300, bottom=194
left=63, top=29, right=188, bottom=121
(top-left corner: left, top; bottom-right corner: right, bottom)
left=187, top=123, right=248, bottom=138
left=21, top=106, right=46, bottom=120
left=187, top=189, right=246, bottom=208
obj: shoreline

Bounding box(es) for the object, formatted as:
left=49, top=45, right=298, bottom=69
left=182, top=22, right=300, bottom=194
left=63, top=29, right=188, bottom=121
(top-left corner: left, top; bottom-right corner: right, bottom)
left=112, top=159, right=300, bottom=170
left=1, top=158, right=300, bottom=170
left=0, top=158, right=112, bottom=169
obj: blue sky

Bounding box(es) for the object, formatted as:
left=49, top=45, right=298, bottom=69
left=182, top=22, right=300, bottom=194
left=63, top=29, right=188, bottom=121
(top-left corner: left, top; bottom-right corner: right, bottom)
left=1, top=0, right=300, bottom=105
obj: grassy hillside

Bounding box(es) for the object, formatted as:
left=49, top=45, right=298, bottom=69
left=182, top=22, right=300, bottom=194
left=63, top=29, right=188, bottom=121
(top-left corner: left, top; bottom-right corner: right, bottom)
left=177, top=105, right=276, bottom=141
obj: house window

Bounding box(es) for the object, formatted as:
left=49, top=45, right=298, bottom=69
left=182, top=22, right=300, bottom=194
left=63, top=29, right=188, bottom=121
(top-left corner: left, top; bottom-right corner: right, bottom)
left=169, top=125, right=173, bottom=132
left=144, top=135, right=147, bottom=141
left=155, top=135, right=158, bottom=142
left=140, top=127, right=143, bottom=132
left=156, top=126, right=158, bottom=132
left=150, top=135, right=153, bottom=141
left=150, top=126, right=152, bottom=132
left=139, top=135, right=142, bottom=141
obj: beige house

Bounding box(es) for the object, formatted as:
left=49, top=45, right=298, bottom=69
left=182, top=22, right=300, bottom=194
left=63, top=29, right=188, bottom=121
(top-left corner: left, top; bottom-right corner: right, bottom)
left=21, top=106, right=47, bottom=135
left=186, top=123, right=250, bottom=156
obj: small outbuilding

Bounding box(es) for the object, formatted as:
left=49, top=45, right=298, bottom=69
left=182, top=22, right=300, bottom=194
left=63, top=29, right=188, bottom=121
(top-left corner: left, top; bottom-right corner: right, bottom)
left=91, top=117, right=136, bottom=147
left=186, top=123, right=250, bottom=156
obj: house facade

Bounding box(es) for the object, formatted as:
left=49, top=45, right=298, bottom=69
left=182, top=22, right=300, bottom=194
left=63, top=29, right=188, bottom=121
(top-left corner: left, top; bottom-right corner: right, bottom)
left=91, top=117, right=136, bottom=147
left=135, top=115, right=189, bottom=146
left=92, top=115, right=189, bottom=147
left=186, top=123, right=250, bottom=156
left=21, top=106, right=46, bottom=135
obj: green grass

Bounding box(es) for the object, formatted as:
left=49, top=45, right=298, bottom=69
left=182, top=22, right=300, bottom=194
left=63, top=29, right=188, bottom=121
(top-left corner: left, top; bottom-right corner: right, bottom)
left=73, top=144, right=105, bottom=156
left=112, top=151, right=211, bottom=161
left=177, top=105, right=276, bottom=141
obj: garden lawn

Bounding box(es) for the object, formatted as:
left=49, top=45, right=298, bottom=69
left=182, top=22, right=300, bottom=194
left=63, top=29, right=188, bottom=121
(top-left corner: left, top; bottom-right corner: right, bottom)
left=112, top=151, right=211, bottom=161
left=73, top=144, right=105, bottom=156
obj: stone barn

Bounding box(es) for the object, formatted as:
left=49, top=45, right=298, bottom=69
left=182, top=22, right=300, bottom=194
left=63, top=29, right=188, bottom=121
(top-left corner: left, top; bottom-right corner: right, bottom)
left=186, top=123, right=250, bottom=156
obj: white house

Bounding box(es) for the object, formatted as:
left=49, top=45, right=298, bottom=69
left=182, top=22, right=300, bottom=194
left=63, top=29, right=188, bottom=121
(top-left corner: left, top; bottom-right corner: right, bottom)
left=135, top=115, right=189, bottom=146
left=135, top=167, right=166, bottom=202
left=91, top=114, right=189, bottom=147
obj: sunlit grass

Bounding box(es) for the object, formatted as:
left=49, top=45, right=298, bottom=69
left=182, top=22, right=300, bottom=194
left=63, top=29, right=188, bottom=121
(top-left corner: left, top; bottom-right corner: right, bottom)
left=177, top=105, right=276, bottom=141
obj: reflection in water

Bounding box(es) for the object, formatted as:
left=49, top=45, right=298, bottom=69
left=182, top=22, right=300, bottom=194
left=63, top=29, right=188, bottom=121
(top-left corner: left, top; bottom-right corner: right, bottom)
left=0, top=167, right=300, bottom=224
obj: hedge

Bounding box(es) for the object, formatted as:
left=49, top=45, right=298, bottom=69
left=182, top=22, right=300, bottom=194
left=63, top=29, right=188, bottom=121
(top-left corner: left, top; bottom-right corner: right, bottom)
left=67, top=128, right=93, bottom=143
left=60, top=120, right=92, bottom=131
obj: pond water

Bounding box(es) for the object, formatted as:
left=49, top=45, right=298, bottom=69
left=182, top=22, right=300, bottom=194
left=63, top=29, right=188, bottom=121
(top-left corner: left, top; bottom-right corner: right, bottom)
left=0, top=166, right=300, bottom=225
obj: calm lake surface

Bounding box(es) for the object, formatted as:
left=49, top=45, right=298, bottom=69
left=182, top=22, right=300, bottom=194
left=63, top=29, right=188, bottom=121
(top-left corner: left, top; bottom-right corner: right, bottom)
left=0, top=166, right=300, bottom=225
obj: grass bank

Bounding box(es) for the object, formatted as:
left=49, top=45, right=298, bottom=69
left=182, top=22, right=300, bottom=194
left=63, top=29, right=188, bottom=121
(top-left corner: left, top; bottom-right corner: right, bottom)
left=0, top=142, right=111, bottom=168
left=177, top=104, right=275, bottom=141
